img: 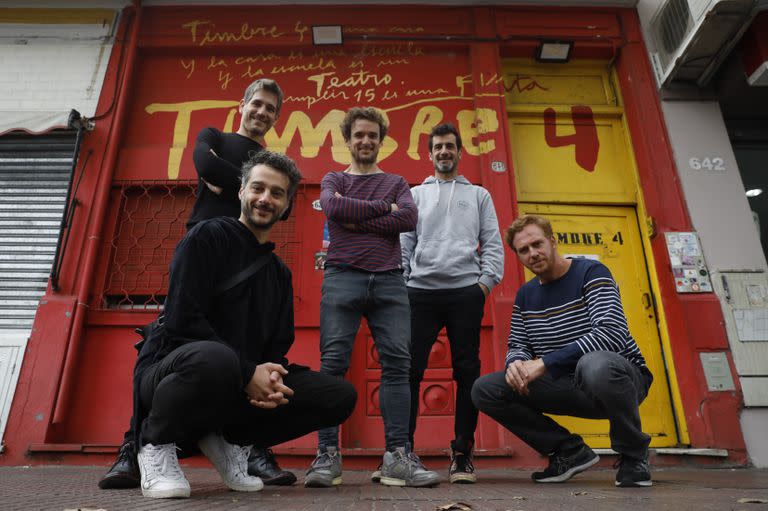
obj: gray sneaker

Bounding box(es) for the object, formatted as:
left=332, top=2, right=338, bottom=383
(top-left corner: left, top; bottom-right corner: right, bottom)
left=379, top=444, right=440, bottom=487
left=304, top=446, right=342, bottom=487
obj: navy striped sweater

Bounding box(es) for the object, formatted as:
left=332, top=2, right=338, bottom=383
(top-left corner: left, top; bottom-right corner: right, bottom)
left=320, top=171, right=417, bottom=272
left=505, top=258, right=647, bottom=379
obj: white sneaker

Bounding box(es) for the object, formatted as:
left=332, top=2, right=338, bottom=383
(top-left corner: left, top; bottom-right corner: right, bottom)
left=137, top=443, right=191, bottom=499
left=198, top=433, right=264, bottom=492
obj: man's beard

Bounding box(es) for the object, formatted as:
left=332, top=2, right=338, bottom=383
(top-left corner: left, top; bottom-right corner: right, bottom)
left=352, top=146, right=379, bottom=165
left=434, top=159, right=456, bottom=174
left=242, top=203, right=281, bottom=231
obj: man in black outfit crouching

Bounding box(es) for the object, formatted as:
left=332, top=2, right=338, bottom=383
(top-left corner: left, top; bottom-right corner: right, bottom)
left=100, top=78, right=302, bottom=489
left=131, top=151, right=356, bottom=499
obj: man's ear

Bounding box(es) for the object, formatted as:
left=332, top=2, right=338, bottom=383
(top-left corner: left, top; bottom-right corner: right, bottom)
left=238, top=99, right=245, bottom=114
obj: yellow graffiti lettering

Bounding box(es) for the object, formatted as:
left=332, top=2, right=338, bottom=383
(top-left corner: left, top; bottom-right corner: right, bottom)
left=456, top=108, right=499, bottom=156
left=388, top=26, right=425, bottom=33
left=308, top=70, right=392, bottom=96
left=235, top=54, right=280, bottom=64
left=271, top=58, right=336, bottom=75
left=145, top=100, right=238, bottom=179
left=218, top=71, right=233, bottom=90
left=288, top=51, right=304, bottom=60
left=406, top=88, right=448, bottom=97
left=348, top=60, right=364, bottom=69
left=207, top=56, right=227, bottom=69
left=407, top=106, right=443, bottom=160
left=241, top=66, right=264, bottom=79
left=223, top=108, right=237, bottom=133
left=353, top=42, right=423, bottom=59
left=377, top=59, right=409, bottom=67
left=382, top=90, right=398, bottom=100
left=284, top=90, right=350, bottom=110
left=456, top=74, right=472, bottom=97
left=197, top=22, right=285, bottom=46
left=264, top=109, right=346, bottom=159
left=294, top=21, right=309, bottom=42
left=345, top=27, right=377, bottom=33
left=180, top=59, right=195, bottom=79
left=313, top=48, right=347, bottom=58
left=181, top=19, right=210, bottom=43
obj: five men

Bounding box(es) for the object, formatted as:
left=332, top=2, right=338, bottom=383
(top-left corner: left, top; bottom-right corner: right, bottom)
left=401, top=124, right=504, bottom=483
left=305, top=107, right=440, bottom=488
left=101, top=84, right=655, bottom=493
left=133, top=150, right=356, bottom=498
left=472, top=214, right=654, bottom=487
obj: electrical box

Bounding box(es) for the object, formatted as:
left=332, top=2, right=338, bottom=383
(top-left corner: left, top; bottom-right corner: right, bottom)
left=712, top=271, right=768, bottom=406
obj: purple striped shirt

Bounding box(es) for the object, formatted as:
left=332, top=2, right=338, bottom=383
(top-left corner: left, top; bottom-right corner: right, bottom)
left=320, top=171, right=417, bottom=272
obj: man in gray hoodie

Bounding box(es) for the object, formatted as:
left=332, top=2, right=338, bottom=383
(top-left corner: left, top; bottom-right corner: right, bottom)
left=401, top=123, right=504, bottom=483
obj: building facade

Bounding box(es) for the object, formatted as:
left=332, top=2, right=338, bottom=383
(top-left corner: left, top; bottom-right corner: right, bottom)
left=1, top=0, right=765, bottom=468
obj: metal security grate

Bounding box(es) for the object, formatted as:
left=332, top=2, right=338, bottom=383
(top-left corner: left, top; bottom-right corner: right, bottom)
left=98, top=181, right=299, bottom=310
left=0, top=131, right=74, bottom=329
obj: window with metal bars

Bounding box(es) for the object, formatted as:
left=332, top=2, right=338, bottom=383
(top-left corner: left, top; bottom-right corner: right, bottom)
left=97, top=180, right=298, bottom=310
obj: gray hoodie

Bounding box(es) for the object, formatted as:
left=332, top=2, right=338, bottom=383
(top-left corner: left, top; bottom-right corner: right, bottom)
left=401, top=175, right=504, bottom=291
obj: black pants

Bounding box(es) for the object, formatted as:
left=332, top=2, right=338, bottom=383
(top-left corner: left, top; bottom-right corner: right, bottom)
left=408, top=284, right=485, bottom=454
left=139, top=341, right=357, bottom=447
left=472, top=351, right=653, bottom=459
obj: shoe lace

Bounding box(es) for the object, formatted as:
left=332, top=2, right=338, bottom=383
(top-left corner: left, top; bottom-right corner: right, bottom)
left=311, top=450, right=336, bottom=470
left=144, top=445, right=184, bottom=482
left=550, top=455, right=570, bottom=474
left=116, top=442, right=134, bottom=464
left=253, top=447, right=279, bottom=468
left=452, top=452, right=474, bottom=473
left=231, top=444, right=252, bottom=478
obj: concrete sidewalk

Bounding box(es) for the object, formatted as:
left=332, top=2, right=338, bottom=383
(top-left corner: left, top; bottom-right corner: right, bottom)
left=1, top=466, right=767, bottom=511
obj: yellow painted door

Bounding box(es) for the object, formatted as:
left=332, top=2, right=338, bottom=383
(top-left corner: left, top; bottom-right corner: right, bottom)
left=518, top=203, right=679, bottom=447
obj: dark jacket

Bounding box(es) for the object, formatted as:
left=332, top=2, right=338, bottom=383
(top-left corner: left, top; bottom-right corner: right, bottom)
left=132, top=216, right=294, bottom=445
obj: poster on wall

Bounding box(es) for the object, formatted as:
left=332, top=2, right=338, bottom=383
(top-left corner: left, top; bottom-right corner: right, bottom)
left=664, top=232, right=713, bottom=293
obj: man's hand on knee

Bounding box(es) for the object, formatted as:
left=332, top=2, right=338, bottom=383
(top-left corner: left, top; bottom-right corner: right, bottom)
left=246, top=363, right=295, bottom=409
left=505, top=359, right=546, bottom=395
left=505, top=360, right=529, bottom=395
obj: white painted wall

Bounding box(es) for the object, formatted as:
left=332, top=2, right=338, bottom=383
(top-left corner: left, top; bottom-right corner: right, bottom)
left=0, top=19, right=117, bottom=134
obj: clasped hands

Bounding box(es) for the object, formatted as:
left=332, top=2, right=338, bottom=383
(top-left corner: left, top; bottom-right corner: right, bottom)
left=245, top=362, right=295, bottom=409
left=505, top=358, right=546, bottom=396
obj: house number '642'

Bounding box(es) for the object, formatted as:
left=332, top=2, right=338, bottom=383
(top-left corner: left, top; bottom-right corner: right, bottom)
left=688, top=157, right=726, bottom=171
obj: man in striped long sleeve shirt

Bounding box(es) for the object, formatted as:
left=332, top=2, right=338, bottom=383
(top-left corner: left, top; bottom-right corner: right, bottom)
left=472, top=214, right=654, bottom=488
left=304, top=107, right=440, bottom=488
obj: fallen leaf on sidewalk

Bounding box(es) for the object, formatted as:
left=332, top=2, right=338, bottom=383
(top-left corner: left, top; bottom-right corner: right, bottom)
left=437, top=502, right=473, bottom=511
left=737, top=498, right=768, bottom=504
left=572, top=491, right=588, bottom=496
left=511, top=496, right=527, bottom=500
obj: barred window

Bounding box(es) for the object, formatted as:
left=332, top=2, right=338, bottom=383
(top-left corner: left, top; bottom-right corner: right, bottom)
left=97, top=181, right=298, bottom=310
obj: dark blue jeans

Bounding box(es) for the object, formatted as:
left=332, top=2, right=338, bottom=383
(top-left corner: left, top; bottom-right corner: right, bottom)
left=317, top=266, right=412, bottom=451
left=472, top=351, right=653, bottom=459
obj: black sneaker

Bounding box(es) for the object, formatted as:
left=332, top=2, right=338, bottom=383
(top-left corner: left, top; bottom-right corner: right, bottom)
left=449, top=449, right=476, bottom=484
left=532, top=444, right=599, bottom=483
left=98, top=441, right=140, bottom=489
left=247, top=447, right=297, bottom=486
left=615, top=453, right=652, bottom=487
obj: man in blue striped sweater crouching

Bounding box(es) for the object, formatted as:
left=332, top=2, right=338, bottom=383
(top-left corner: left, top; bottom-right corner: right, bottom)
left=472, top=214, right=653, bottom=488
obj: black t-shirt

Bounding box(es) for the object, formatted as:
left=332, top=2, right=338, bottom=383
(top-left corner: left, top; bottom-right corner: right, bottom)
left=187, top=127, right=263, bottom=229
